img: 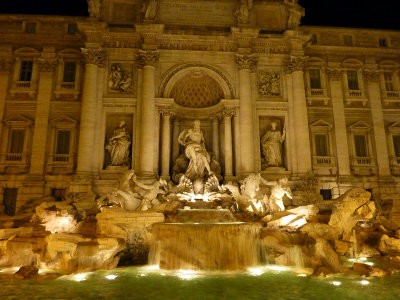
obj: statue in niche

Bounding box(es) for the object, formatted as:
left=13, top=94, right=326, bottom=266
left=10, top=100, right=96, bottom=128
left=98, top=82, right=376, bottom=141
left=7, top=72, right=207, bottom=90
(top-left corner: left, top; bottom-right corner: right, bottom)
left=105, top=120, right=131, bottom=167
left=109, top=64, right=133, bottom=93
left=141, top=0, right=158, bottom=21
left=261, top=121, right=286, bottom=168
left=258, top=72, right=281, bottom=96
left=284, top=0, right=305, bottom=29
left=87, top=0, right=102, bottom=18
left=178, top=119, right=212, bottom=181
left=235, top=0, right=253, bottom=24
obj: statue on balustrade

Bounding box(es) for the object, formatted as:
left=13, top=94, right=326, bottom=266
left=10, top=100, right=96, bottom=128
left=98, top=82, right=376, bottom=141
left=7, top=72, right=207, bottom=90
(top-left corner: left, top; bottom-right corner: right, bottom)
left=142, top=0, right=158, bottom=21
left=87, top=0, right=102, bottom=18
left=105, top=120, right=131, bottom=167
left=284, top=0, right=305, bottom=29
left=173, top=120, right=222, bottom=184
left=261, top=121, right=285, bottom=168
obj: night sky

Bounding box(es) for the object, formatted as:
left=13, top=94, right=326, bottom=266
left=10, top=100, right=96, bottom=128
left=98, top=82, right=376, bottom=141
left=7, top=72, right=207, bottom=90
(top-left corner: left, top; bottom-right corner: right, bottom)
left=0, top=0, right=400, bottom=30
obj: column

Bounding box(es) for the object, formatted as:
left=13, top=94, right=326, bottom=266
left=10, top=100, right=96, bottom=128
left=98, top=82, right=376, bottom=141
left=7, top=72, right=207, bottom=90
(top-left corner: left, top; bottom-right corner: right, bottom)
left=138, top=50, right=159, bottom=177
left=160, top=110, right=171, bottom=179
left=223, top=110, right=234, bottom=178
left=172, top=116, right=181, bottom=164
left=288, top=57, right=312, bottom=173
left=212, top=116, right=220, bottom=161
left=236, top=54, right=257, bottom=175
left=0, top=58, right=11, bottom=143
left=366, top=70, right=391, bottom=176
left=327, top=68, right=351, bottom=176
left=93, top=66, right=105, bottom=174
left=29, top=58, right=57, bottom=175
left=76, top=48, right=105, bottom=175
left=233, top=108, right=241, bottom=175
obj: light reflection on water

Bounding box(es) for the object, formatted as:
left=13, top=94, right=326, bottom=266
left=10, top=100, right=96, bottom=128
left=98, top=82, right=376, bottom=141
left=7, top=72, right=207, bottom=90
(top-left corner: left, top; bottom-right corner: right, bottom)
left=1, top=266, right=400, bottom=300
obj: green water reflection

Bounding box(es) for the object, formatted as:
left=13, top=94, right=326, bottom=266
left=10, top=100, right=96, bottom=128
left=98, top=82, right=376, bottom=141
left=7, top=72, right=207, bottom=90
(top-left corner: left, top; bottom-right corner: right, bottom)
left=1, top=266, right=400, bottom=300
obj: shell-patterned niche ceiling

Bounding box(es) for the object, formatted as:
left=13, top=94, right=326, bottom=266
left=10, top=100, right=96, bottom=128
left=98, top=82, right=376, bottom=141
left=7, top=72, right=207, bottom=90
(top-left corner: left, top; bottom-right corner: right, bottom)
left=170, top=70, right=224, bottom=108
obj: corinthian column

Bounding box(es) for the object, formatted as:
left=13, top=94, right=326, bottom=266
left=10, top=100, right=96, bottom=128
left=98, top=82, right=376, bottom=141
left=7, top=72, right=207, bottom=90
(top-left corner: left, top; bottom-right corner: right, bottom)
left=211, top=115, right=220, bottom=161
left=287, top=56, right=312, bottom=173
left=160, top=110, right=171, bottom=179
left=236, top=54, right=257, bottom=175
left=138, top=50, right=159, bottom=177
left=77, top=48, right=106, bottom=175
left=30, top=58, right=57, bottom=175
left=365, top=69, right=391, bottom=176
left=0, top=58, right=12, bottom=147
left=328, top=68, right=351, bottom=176
left=223, top=110, right=234, bottom=178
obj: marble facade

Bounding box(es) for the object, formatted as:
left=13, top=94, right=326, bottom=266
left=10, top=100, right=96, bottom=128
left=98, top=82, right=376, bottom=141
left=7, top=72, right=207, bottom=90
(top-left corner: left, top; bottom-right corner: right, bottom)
left=0, top=0, right=400, bottom=217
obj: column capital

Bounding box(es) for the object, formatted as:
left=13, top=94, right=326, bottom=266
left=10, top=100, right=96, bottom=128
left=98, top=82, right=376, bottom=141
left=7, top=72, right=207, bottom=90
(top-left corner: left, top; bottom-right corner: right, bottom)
left=159, top=108, right=172, bottom=117
left=327, top=68, right=344, bottom=81
left=209, top=113, right=222, bottom=121
left=223, top=109, right=236, bottom=118
left=81, top=48, right=107, bottom=67
left=285, top=56, right=307, bottom=74
left=364, top=69, right=381, bottom=82
left=138, top=50, right=159, bottom=67
left=235, top=54, right=257, bottom=71
left=36, top=58, right=58, bottom=72
left=0, top=58, right=13, bottom=72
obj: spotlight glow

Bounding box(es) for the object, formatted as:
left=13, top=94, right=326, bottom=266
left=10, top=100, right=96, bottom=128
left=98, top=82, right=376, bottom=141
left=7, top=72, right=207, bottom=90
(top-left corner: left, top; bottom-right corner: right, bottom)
left=297, top=273, right=307, bottom=277
left=330, top=281, right=342, bottom=286
left=248, top=267, right=264, bottom=276
left=73, top=273, right=88, bottom=282
left=105, top=274, right=117, bottom=280
left=176, top=269, right=198, bottom=280
left=360, top=280, right=370, bottom=285
left=266, top=265, right=289, bottom=272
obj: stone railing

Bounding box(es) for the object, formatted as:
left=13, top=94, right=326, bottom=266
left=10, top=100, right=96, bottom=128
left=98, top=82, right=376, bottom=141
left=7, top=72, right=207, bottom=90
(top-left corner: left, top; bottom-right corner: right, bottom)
left=306, top=89, right=329, bottom=106
left=313, top=156, right=336, bottom=167
left=0, top=153, right=29, bottom=165
left=10, top=80, right=37, bottom=98
left=390, top=156, right=400, bottom=176
left=15, top=81, right=31, bottom=89
left=350, top=156, right=377, bottom=175
left=46, top=154, right=75, bottom=174
left=60, top=82, right=75, bottom=90
left=344, top=90, right=368, bottom=107
left=382, top=90, right=400, bottom=98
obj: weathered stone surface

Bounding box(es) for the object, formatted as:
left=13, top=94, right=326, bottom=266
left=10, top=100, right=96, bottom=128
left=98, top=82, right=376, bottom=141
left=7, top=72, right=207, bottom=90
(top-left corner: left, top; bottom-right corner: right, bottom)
left=34, top=202, right=78, bottom=233
left=334, top=239, right=352, bottom=255
left=352, top=262, right=373, bottom=275
left=378, top=234, right=400, bottom=255
left=300, top=222, right=339, bottom=240
left=14, top=265, right=39, bottom=279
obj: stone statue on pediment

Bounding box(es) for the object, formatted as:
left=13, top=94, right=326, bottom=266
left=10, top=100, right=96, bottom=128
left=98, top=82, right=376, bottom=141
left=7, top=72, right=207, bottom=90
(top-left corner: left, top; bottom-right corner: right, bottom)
left=235, top=0, right=253, bottom=24
left=87, top=0, right=102, bottom=18
left=142, top=0, right=158, bottom=21
left=285, top=0, right=305, bottom=29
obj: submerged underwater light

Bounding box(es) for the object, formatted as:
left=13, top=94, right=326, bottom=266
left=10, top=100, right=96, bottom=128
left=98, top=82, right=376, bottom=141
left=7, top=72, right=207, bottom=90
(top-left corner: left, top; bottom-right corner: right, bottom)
left=105, top=274, right=117, bottom=280
left=176, top=269, right=198, bottom=280
left=360, top=280, right=370, bottom=285
left=330, top=281, right=342, bottom=286
left=248, top=267, right=264, bottom=276
left=73, top=273, right=88, bottom=282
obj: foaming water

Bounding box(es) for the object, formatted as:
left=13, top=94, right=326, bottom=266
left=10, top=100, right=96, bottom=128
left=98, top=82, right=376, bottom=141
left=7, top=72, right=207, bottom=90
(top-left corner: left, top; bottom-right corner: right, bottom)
left=149, top=222, right=261, bottom=270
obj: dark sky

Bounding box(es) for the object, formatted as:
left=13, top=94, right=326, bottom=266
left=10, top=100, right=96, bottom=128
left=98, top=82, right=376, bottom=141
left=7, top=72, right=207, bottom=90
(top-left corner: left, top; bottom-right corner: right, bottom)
left=0, top=0, right=400, bottom=30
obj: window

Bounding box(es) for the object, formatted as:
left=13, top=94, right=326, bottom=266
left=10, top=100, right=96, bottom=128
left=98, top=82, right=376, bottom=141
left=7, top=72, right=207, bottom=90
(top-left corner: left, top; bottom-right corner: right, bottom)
left=19, top=60, right=33, bottom=81
left=25, top=22, right=37, bottom=33
left=63, top=62, right=76, bottom=83
left=56, top=130, right=71, bottom=155
left=314, top=134, right=328, bottom=156
left=384, top=72, right=394, bottom=91
left=8, top=129, right=25, bottom=154
left=309, top=69, right=322, bottom=89
left=320, top=189, right=332, bottom=200
left=347, top=70, right=359, bottom=90
left=51, top=188, right=66, bottom=202
left=3, top=188, right=18, bottom=216
left=343, top=35, right=354, bottom=46
left=393, top=135, right=400, bottom=157
left=379, top=38, right=388, bottom=47
left=354, top=134, right=368, bottom=157
left=67, top=23, right=78, bottom=35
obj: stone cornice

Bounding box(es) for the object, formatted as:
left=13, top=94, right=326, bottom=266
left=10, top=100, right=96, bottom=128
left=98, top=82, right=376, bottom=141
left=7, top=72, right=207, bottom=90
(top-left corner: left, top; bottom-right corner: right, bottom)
left=138, top=50, right=159, bottom=67
left=235, top=54, right=258, bottom=71
left=36, top=58, right=58, bottom=72
left=81, top=48, right=107, bottom=67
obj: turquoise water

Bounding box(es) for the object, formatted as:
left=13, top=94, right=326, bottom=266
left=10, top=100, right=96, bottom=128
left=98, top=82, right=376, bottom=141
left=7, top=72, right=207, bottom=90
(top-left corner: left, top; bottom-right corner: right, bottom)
left=1, top=266, right=400, bottom=300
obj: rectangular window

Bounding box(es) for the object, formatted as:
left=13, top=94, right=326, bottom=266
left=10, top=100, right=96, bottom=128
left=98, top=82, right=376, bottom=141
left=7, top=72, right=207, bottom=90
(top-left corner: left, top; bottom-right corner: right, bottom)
left=67, top=23, right=78, bottom=35
left=56, top=130, right=71, bottom=155
left=347, top=70, right=359, bottom=90
left=309, top=69, right=322, bottom=89
left=354, top=135, right=368, bottom=157
left=9, top=130, right=25, bottom=154
left=25, top=22, right=37, bottom=33
left=379, top=38, right=387, bottom=47
left=384, top=72, right=394, bottom=91
left=393, top=135, right=400, bottom=157
left=343, top=35, right=354, bottom=46
left=315, top=134, right=328, bottom=156
left=62, top=62, right=76, bottom=83
left=19, top=60, right=33, bottom=81
left=3, top=188, right=18, bottom=216
left=320, top=189, right=332, bottom=200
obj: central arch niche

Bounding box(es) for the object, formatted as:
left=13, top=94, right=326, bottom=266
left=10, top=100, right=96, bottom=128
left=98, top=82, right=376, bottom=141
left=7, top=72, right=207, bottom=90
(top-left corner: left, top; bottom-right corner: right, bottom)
left=170, top=71, right=224, bottom=108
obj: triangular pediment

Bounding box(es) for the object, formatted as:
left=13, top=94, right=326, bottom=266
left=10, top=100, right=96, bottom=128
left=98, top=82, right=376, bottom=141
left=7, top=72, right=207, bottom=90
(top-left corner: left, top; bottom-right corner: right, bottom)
left=50, top=114, right=77, bottom=125
left=3, top=114, right=33, bottom=126
left=310, top=119, right=332, bottom=128
left=389, top=121, right=400, bottom=129
left=349, top=121, right=370, bottom=129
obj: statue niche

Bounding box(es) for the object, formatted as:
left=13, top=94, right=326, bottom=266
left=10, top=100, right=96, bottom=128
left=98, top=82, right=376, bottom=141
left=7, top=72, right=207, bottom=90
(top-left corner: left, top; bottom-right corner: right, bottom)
left=105, top=120, right=132, bottom=168
left=172, top=119, right=222, bottom=185
left=261, top=120, right=286, bottom=170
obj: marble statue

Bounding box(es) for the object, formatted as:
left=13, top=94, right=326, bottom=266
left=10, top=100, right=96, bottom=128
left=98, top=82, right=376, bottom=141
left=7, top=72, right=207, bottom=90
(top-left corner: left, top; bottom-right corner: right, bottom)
left=261, top=121, right=286, bottom=168
left=178, top=120, right=212, bottom=181
left=264, top=177, right=292, bottom=212
left=285, top=0, right=305, bottom=29
left=105, top=120, right=131, bottom=166
left=87, top=0, right=102, bottom=18
left=258, top=72, right=281, bottom=96
left=235, top=0, right=253, bottom=24
left=142, top=0, right=158, bottom=21
left=109, top=64, right=133, bottom=93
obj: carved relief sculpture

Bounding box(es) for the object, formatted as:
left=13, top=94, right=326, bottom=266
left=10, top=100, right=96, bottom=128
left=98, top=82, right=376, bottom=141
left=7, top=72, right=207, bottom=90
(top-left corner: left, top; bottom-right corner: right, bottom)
left=87, top=0, right=102, bottom=18
left=142, top=0, right=158, bottom=21
left=109, top=63, right=134, bottom=93
left=284, top=0, right=305, bottom=29
left=264, top=177, right=292, bottom=212
left=258, top=71, right=281, bottom=96
left=261, top=121, right=286, bottom=168
left=105, top=120, right=132, bottom=166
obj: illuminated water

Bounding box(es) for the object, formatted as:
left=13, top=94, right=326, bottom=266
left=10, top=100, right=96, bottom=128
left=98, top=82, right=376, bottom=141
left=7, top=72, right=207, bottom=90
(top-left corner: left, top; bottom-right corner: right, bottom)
left=1, top=266, right=400, bottom=300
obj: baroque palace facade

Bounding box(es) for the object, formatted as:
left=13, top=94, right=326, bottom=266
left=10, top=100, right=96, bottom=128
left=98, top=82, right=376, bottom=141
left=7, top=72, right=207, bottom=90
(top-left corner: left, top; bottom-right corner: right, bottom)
left=0, top=0, right=400, bottom=215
